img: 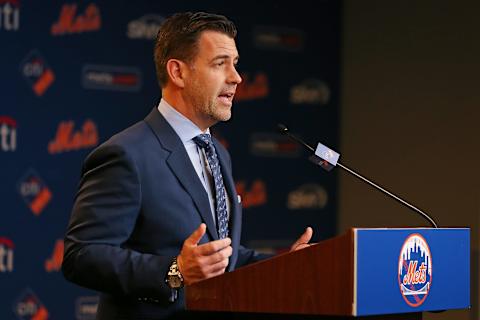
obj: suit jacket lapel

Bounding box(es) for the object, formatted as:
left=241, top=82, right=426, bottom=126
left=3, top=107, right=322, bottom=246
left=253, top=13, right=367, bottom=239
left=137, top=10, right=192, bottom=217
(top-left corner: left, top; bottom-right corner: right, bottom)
left=144, top=108, right=219, bottom=240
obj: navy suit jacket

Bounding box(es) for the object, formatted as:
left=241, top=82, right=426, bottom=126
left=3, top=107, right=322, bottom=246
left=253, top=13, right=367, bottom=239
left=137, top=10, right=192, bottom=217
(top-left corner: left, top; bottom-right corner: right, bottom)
left=62, top=108, right=271, bottom=319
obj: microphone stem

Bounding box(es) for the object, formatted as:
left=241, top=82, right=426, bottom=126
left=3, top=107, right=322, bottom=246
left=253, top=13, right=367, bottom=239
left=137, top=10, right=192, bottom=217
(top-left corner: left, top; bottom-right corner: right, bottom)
left=285, top=132, right=315, bottom=152
left=336, top=162, right=438, bottom=228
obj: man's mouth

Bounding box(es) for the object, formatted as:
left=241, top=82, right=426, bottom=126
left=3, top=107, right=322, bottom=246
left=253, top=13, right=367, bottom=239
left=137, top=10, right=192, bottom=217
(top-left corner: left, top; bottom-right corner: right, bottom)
left=218, top=92, right=235, bottom=103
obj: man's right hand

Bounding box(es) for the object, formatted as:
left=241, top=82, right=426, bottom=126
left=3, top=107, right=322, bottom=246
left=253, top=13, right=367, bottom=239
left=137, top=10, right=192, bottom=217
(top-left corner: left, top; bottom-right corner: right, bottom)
left=177, top=223, right=232, bottom=285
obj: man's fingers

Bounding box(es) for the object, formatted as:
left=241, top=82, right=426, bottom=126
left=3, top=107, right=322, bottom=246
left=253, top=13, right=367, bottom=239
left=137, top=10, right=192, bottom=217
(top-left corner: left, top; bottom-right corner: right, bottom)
left=209, top=256, right=230, bottom=273
left=179, top=226, right=233, bottom=285
left=291, top=227, right=313, bottom=251
left=202, top=245, right=232, bottom=265
left=185, top=223, right=207, bottom=246
left=301, top=227, right=313, bottom=243
left=197, top=237, right=231, bottom=255
left=207, top=268, right=227, bottom=280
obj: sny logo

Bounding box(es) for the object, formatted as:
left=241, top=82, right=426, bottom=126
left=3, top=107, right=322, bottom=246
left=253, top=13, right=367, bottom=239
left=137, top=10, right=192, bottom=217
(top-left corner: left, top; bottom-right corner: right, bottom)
left=20, top=50, right=55, bottom=96
left=17, top=169, right=52, bottom=216
left=51, top=3, right=101, bottom=35
left=0, top=116, right=17, bottom=151
left=0, top=237, right=14, bottom=272
left=290, top=79, right=330, bottom=105
left=127, top=14, right=164, bottom=40
left=398, top=234, right=432, bottom=307
left=0, top=0, right=20, bottom=31
left=48, top=119, right=98, bottom=154
left=14, top=288, right=49, bottom=320
left=287, top=184, right=328, bottom=210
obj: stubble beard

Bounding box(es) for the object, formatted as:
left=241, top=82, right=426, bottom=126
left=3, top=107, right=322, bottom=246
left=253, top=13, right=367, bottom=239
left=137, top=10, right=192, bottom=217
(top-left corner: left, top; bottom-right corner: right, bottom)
left=187, top=84, right=232, bottom=126
left=205, top=100, right=232, bottom=122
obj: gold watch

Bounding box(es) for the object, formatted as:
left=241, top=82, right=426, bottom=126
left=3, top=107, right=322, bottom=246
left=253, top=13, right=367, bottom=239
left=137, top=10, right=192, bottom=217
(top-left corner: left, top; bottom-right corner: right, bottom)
left=165, top=257, right=183, bottom=301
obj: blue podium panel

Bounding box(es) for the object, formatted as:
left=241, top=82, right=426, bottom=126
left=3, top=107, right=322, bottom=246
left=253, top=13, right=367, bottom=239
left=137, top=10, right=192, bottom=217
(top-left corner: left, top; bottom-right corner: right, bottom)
left=354, top=228, right=470, bottom=316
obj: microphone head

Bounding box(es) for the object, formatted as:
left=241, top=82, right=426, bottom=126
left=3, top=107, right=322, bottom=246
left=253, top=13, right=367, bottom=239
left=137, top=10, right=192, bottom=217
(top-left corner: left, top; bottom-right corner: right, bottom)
left=277, top=123, right=288, bottom=134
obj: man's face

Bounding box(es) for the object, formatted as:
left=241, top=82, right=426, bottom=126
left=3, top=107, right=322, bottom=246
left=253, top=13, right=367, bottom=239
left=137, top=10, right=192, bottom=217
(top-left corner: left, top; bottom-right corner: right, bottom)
left=183, top=30, right=242, bottom=130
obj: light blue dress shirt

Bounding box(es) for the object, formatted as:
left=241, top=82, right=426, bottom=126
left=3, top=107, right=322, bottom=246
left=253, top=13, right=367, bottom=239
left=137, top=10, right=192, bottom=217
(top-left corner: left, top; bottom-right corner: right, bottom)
left=157, top=99, right=230, bottom=228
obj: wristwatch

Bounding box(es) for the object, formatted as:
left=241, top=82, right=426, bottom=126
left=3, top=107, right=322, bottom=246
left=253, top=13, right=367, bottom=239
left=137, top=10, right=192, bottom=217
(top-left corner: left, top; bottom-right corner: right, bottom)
left=165, top=257, right=183, bottom=302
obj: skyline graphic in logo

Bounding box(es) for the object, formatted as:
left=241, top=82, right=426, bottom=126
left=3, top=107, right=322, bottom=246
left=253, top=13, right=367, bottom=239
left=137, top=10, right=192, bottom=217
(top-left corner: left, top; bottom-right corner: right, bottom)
left=48, top=119, right=98, bottom=154
left=17, top=169, right=52, bottom=216
left=398, top=234, right=432, bottom=307
left=51, top=3, right=101, bottom=35
left=45, top=239, right=63, bottom=272
left=127, top=14, right=164, bottom=40
left=0, top=237, right=14, bottom=272
left=0, top=116, right=17, bottom=152
left=82, top=64, right=142, bottom=92
left=0, top=0, right=20, bottom=31
left=13, top=288, right=49, bottom=320
left=20, top=50, right=55, bottom=96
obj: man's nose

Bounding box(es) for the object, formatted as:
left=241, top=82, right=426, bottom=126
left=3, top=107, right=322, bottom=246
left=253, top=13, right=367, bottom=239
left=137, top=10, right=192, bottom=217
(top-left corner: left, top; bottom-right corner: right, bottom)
left=228, top=66, right=242, bottom=84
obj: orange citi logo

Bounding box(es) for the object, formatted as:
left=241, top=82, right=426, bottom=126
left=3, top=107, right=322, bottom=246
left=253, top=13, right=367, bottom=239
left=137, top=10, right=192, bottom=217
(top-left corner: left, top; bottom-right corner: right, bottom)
left=48, top=119, right=98, bottom=154
left=235, top=179, right=267, bottom=208
left=234, top=72, right=269, bottom=102
left=51, top=3, right=101, bottom=35
left=45, top=239, right=63, bottom=272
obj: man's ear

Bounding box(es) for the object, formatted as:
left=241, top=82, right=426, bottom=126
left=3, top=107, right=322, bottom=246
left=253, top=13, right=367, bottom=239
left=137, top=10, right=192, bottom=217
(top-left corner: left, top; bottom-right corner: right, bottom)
left=166, top=59, right=188, bottom=88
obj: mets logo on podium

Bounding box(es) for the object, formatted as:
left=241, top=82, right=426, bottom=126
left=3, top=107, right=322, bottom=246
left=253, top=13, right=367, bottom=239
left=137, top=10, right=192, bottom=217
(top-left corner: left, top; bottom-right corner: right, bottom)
left=398, top=234, right=432, bottom=307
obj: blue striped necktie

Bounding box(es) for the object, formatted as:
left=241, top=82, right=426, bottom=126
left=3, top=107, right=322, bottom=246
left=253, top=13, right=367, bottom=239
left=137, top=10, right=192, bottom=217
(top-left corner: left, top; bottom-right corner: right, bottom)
left=193, top=134, right=229, bottom=239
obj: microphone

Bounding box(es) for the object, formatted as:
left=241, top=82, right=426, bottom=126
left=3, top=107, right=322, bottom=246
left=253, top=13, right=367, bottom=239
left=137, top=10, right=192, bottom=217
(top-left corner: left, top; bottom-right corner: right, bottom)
left=277, top=123, right=438, bottom=228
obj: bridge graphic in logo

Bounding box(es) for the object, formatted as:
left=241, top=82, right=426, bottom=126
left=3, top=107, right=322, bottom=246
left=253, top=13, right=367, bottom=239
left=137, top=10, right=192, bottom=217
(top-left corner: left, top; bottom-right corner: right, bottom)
left=398, top=233, right=432, bottom=307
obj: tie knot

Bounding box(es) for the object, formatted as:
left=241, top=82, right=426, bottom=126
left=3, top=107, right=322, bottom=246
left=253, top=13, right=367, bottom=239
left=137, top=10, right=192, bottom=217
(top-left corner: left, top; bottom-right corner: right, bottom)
left=193, top=134, right=213, bottom=149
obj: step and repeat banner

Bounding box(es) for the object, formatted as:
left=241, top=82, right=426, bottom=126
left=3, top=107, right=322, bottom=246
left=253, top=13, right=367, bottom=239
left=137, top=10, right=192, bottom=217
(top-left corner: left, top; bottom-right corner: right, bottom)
left=0, top=1, right=341, bottom=319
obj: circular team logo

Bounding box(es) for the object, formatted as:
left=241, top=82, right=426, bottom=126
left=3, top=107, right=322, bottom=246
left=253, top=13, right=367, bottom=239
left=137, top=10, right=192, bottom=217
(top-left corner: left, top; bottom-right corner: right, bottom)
left=398, top=234, right=432, bottom=307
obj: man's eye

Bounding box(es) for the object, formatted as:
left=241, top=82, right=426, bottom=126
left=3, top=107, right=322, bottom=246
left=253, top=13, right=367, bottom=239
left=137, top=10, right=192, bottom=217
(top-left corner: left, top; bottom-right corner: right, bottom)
left=216, top=61, right=225, bottom=66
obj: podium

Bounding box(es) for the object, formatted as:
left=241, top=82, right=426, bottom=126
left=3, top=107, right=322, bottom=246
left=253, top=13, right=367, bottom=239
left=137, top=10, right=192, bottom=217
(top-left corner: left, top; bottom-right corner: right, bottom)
left=185, top=228, right=470, bottom=319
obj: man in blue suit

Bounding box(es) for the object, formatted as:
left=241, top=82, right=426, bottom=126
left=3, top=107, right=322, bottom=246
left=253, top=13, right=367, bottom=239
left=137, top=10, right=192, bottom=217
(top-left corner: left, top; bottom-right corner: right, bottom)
left=62, top=11, right=313, bottom=319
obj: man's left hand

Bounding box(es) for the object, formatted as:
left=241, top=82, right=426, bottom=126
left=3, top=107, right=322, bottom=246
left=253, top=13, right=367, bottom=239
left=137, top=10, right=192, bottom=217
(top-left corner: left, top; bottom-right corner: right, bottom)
left=290, top=227, right=313, bottom=252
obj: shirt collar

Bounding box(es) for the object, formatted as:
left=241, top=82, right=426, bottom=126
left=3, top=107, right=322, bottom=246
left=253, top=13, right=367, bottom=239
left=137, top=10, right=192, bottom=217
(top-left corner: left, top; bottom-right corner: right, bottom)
left=157, top=99, right=210, bottom=143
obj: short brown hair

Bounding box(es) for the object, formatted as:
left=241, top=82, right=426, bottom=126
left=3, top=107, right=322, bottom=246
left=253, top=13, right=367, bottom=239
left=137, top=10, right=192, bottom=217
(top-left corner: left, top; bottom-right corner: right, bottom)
left=154, top=12, right=237, bottom=88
